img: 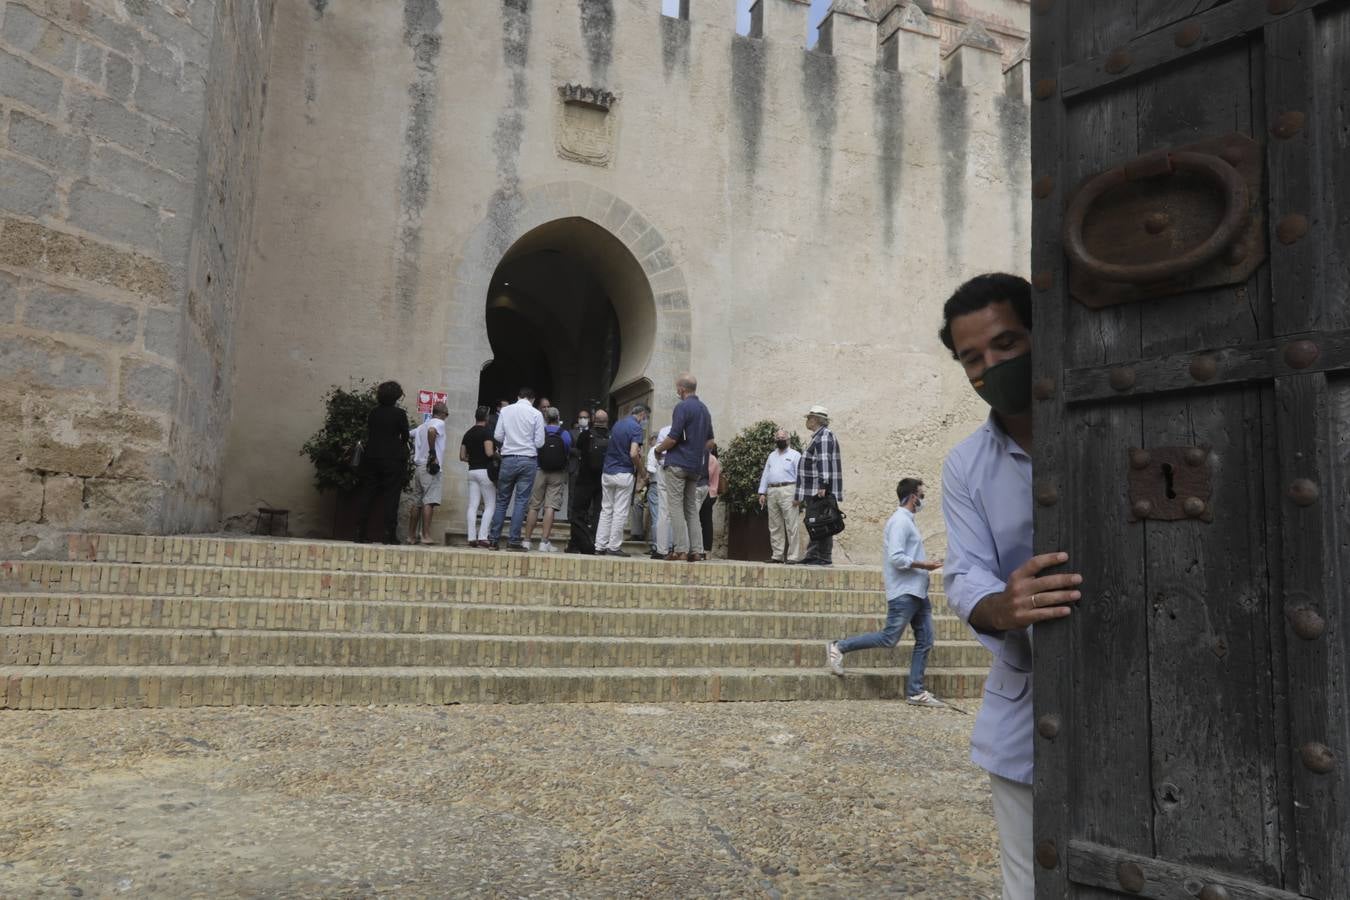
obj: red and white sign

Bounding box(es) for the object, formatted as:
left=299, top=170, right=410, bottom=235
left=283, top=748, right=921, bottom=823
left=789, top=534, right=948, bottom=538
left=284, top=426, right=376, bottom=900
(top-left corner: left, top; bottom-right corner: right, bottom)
left=417, top=389, right=447, bottom=420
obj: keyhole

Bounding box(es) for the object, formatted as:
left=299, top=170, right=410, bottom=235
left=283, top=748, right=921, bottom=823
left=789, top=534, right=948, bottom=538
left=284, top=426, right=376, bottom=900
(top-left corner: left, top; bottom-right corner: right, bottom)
left=1161, top=463, right=1177, bottom=499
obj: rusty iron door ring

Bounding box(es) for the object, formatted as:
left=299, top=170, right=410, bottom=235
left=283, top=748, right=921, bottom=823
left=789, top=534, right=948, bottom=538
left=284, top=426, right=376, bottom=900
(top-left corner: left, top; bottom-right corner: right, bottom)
left=1063, top=150, right=1249, bottom=284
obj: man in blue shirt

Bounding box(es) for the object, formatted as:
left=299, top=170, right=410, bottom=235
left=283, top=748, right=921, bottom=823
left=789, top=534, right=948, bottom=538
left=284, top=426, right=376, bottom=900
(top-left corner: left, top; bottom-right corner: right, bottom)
left=654, top=373, right=714, bottom=562
left=939, top=273, right=1083, bottom=899
left=826, top=478, right=945, bottom=706
left=596, top=402, right=648, bottom=556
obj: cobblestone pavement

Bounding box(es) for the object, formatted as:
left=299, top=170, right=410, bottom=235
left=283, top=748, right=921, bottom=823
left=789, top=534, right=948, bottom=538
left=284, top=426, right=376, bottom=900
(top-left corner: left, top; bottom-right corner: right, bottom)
left=0, top=700, right=999, bottom=898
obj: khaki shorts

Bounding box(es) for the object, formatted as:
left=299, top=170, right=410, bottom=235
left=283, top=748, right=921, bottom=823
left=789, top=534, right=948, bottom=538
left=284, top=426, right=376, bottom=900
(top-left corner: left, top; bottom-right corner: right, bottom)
left=529, top=469, right=567, bottom=512
left=411, top=464, right=443, bottom=506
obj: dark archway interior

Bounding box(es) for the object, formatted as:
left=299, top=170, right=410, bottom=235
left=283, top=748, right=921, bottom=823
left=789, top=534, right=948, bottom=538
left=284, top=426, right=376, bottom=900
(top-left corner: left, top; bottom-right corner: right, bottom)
left=478, top=248, right=622, bottom=423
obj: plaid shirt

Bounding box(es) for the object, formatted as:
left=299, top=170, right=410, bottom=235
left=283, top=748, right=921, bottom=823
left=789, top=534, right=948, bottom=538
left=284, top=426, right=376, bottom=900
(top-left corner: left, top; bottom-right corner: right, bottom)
left=795, top=426, right=843, bottom=502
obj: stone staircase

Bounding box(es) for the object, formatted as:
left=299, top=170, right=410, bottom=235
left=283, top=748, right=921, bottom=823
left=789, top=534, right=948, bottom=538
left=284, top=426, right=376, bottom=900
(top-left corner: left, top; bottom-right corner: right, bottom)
left=0, top=534, right=989, bottom=709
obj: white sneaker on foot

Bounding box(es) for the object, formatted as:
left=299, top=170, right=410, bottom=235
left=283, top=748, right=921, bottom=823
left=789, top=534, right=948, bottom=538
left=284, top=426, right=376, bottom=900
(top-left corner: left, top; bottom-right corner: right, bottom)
left=907, top=690, right=946, bottom=708
left=826, top=641, right=844, bottom=676
left=522, top=540, right=534, bottom=551
left=539, top=541, right=557, bottom=553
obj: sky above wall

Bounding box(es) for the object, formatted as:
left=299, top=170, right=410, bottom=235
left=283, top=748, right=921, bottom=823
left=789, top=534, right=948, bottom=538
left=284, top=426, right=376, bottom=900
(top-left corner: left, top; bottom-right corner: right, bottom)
left=660, top=0, right=832, bottom=45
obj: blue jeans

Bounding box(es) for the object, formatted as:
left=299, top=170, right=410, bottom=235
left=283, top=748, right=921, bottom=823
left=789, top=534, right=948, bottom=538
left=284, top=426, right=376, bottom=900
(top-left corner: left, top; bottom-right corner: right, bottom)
left=837, top=594, right=933, bottom=697
left=489, top=455, right=538, bottom=544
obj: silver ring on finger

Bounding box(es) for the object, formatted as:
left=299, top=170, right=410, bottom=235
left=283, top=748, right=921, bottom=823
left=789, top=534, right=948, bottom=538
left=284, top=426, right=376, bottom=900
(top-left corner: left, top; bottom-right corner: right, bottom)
left=1031, top=593, right=1040, bottom=608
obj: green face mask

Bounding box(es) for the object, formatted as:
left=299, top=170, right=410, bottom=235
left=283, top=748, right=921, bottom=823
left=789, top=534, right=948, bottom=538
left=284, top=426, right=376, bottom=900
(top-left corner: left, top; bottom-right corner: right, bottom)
left=972, top=352, right=1033, bottom=417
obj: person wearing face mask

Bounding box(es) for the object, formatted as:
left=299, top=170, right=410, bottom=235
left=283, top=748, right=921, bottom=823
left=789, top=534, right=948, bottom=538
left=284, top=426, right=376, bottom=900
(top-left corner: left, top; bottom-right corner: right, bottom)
left=757, top=429, right=801, bottom=564
left=825, top=478, right=945, bottom=708
left=938, top=273, right=1084, bottom=900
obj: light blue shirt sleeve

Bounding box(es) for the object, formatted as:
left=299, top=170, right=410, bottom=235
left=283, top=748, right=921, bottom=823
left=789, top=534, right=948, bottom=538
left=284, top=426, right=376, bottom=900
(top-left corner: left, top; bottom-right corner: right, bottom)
left=757, top=458, right=770, bottom=494
left=941, top=451, right=1013, bottom=658
left=532, top=410, right=545, bottom=449
left=886, top=514, right=917, bottom=571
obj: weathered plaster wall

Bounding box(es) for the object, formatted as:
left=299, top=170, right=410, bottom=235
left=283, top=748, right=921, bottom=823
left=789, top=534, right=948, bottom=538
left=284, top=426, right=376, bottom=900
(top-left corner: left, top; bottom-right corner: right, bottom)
left=0, top=0, right=274, bottom=555
left=224, top=0, right=1030, bottom=561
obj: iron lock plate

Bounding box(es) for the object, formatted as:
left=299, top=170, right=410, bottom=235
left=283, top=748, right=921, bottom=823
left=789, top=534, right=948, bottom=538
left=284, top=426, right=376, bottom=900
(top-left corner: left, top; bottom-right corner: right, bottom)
left=1067, top=133, right=1266, bottom=309
left=1127, top=447, right=1213, bottom=523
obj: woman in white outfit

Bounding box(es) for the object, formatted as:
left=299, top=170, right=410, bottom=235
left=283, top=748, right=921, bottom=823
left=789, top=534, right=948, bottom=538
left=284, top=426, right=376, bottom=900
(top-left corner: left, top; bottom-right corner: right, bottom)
left=459, top=406, right=497, bottom=547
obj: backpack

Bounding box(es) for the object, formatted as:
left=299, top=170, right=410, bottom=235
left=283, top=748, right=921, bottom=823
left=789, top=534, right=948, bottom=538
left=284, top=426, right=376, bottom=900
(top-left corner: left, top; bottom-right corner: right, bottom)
left=804, top=492, right=846, bottom=540
left=586, top=426, right=610, bottom=473
left=538, top=428, right=568, bottom=472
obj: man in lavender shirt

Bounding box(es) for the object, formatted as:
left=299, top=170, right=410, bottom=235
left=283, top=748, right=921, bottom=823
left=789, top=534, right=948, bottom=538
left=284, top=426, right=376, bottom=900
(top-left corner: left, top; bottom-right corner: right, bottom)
left=938, top=273, right=1083, bottom=900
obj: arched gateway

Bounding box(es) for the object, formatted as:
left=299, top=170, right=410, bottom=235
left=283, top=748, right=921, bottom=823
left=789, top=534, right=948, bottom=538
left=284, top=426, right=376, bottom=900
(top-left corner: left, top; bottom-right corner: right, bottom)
left=443, top=183, right=691, bottom=427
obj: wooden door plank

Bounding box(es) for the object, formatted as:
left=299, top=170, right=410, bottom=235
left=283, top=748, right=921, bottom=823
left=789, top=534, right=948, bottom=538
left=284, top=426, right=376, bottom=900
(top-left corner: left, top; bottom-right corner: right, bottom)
left=1265, top=12, right=1349, bottom=896
left=1066, top=841, right=1305, bottom=900
left=1030, top=1, right=1072, bottom=894
left=1133, top=37, right=1283, bottom=881
left=1055, top=14, right=1152, bottom=900
left=1316, top=4, right=1350, bottom=331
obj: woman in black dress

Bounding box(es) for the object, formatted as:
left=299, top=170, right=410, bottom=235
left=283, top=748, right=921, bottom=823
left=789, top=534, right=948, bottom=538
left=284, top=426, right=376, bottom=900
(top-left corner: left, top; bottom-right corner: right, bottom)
left=355, top=381, right=411, bottom=544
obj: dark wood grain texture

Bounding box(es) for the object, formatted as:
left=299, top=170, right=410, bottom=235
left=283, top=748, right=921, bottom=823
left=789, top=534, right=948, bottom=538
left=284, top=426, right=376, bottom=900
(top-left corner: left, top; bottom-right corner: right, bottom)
left=1066, top=841, right=1306, bottom=900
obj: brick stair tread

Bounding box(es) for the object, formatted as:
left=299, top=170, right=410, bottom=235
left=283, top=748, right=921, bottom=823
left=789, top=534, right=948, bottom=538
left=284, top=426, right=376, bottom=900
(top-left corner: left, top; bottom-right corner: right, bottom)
left=5, top=561, right=891, bottom=596
left=0, top=593, right=957, bottom=621
left=0, top=664, right=990, bottom=678
left=3, top=625, right=987, bottom=648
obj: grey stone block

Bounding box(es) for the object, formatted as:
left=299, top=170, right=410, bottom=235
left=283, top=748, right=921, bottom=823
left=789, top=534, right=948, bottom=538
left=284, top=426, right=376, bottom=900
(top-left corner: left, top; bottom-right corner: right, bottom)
left=142, top=307, right=180, bottom=356
left=137, top=3, right=208, bottom=58
left=1, top=4, right=77, bottom=70
left=0, top=271, right=17, bottom=322
left=74, top=40, right=105, bottom=84
left=120, top=357, right=179, bottom=411
left=0, top=334, right=109, bottom=388
left=0, top=49, right=64, bottom=114
left=105, top=52, right=135, bottom=101
left=0, top=155, right=58, bottom=218
left=90, top=145, right=192, bottom=211
left=146, top=124, right=198, bottom=177
left=134, top=64, right=203, bottom=128
left=24, top=285, right=140, bottom=343
left=7, top=111, right=91, bottom=171
left=67, top=181, right=161, bottom=251
left=82, top=8, right=142, bottom=57
left=66, top=90, right=151, bottom=152
left=141, top=41, right=179, bottom=78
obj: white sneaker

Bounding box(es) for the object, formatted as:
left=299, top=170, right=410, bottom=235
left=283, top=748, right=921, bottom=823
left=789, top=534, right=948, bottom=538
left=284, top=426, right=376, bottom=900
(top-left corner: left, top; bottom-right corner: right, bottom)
left=539, top=541, right=556, bottom=553
left=523, top=540, right=534, bottom=551
left=826, top=641, right=845, bottom=676
left=907, top=690, right=946, bottom=708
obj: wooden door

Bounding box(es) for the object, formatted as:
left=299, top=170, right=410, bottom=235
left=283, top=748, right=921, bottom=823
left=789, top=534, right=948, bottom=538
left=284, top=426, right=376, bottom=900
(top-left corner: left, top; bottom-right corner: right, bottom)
left=1030, top=2, right=1347, bottom=897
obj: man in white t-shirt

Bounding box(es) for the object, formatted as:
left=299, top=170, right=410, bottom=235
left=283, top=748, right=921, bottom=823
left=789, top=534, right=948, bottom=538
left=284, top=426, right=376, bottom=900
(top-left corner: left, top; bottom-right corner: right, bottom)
left=408, top=402, right=448, bottom=545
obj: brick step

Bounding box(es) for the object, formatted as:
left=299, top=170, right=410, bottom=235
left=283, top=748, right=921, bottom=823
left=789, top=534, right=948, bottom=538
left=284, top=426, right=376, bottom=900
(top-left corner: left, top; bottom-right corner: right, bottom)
left=61, top=534, right=893, bottom=592
left=1, top=627, right=992, bottom=670
left=1, top=594, right=975, bottom=641
left=2, top=562, right=951, bottom=616
left=0, top=664, right=990, bottom=709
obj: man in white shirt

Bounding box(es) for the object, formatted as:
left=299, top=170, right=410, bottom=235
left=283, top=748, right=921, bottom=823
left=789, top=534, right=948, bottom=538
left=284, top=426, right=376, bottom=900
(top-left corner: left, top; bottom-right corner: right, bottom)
left=756, top=429, right=802, bottom=563
left=645, top=424, right=672, bottom=559
left=407, top=401, right=448, bottom=545
left=488, top=387, right=546, bottom=551
left=826, top=478, right=945, bottom=707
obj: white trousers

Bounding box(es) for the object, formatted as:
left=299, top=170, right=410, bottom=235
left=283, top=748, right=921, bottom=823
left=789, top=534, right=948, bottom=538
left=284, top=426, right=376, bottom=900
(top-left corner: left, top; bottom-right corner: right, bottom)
left=597, top=472, right=634, bottom=551
left=989, top=773, right=1034, bottom=900
left=465, top=469, right=496, bottom=542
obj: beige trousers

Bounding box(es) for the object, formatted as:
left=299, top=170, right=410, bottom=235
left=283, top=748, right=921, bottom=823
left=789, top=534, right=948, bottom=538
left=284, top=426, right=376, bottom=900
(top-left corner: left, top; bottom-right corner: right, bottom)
left=765, top=484, right=798, bottom=561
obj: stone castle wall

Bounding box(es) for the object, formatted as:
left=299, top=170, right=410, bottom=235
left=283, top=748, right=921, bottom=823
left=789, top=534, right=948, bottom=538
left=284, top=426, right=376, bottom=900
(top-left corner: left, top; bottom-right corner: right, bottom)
left=220, top=0, right=1031, bottom=561
left=0, top=0, right=274, bottom=556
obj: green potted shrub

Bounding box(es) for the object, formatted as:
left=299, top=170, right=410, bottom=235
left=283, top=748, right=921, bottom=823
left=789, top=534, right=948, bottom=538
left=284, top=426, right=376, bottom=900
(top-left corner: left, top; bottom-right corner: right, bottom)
left=719, top=420, right=802, bottom=561
left=301, top=383, right=414, bottom=538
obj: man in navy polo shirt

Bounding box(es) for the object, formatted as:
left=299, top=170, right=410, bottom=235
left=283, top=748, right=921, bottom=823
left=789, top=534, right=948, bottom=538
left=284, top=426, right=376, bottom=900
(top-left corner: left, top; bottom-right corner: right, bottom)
left=655, top=373, right=714, bottom=562
left=596, top=402, right=649, bottom=556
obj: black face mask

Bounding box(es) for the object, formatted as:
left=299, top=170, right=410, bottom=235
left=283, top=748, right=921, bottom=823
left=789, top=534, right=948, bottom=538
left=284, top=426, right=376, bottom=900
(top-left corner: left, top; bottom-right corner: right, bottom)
left=972, top=352, right=1033, bottom=417
left=775, top=440, right=788, bottom=450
